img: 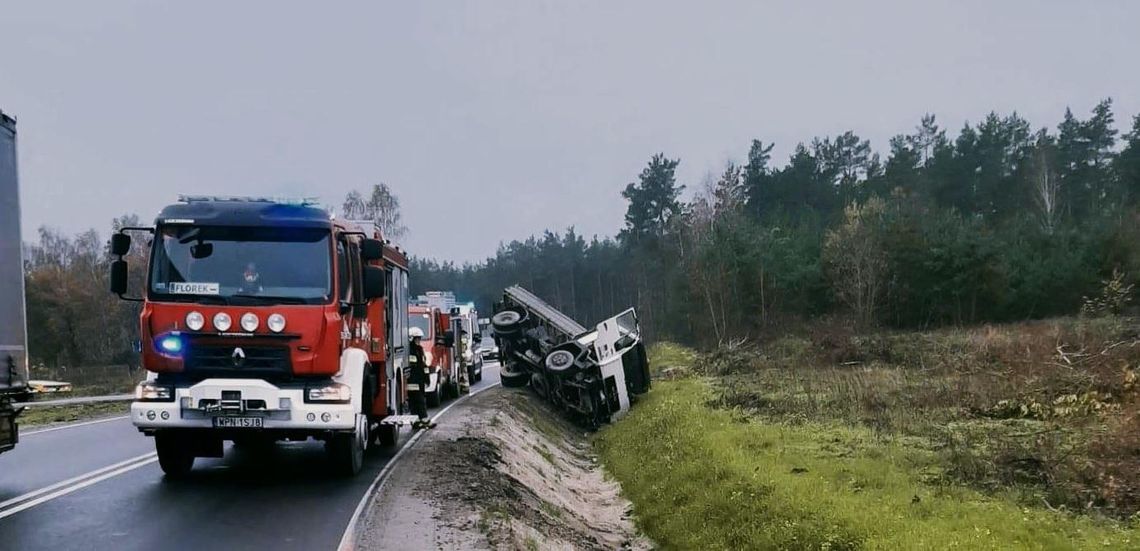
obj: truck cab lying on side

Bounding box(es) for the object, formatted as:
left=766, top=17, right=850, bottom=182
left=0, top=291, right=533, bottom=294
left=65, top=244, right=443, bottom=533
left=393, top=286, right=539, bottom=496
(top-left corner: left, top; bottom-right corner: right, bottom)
left=492, top=285, right=650, bottom=428
left=111, top=196, right=415, bottom=477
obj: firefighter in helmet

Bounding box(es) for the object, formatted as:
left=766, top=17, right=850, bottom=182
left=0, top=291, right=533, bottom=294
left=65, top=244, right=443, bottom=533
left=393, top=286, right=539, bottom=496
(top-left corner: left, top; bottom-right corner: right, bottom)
left=408, top=327, right=434, bottom=429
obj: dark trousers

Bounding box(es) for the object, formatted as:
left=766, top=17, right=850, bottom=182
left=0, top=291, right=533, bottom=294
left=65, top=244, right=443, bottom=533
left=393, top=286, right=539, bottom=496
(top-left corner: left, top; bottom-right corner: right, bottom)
left=410, top=387, right=427, bottom=420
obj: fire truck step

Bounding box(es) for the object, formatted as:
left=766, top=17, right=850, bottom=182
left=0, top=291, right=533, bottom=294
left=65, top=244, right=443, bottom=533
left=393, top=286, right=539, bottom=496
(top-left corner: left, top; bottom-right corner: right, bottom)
left=378, top=415, right=421, bottom=426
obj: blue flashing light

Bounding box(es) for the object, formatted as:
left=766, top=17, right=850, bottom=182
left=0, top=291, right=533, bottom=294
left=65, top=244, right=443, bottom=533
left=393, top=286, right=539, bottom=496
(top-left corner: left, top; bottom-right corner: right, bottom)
left=157, top=334, right=183, bottom=355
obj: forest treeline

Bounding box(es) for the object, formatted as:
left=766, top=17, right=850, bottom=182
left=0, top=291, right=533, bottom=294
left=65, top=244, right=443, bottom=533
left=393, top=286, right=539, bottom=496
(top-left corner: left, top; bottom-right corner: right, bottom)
left=412, top=100, right=1140, bottom=345
left=19, top=101, right=1140, bottom=366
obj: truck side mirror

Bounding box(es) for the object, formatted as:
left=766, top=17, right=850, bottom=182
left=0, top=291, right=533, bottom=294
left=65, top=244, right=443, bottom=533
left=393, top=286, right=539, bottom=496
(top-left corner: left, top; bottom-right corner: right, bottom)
left=363, top=266, right=384, bottom=299
left=111, top=233, right=131, bottom=256
left=110, top=260, right=129, bottom=295
left=361, top=239, right=383, bottom=261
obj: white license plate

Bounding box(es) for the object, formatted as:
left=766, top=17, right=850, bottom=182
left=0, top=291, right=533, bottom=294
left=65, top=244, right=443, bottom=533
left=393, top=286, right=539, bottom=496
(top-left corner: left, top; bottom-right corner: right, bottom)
left=212, top=416, right=263, bottom=428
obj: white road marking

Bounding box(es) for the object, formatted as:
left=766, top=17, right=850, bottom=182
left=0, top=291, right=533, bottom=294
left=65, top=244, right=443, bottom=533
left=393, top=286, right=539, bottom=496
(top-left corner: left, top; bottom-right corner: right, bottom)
left=0, top=452, right=157, bottom=519
left=21, top=415, right=130, bottom=436
left=336, top=381, right=501, bottom=551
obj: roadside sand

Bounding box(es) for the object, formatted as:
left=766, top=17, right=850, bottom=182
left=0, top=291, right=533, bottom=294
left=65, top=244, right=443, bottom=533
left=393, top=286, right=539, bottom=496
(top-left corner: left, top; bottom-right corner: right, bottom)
left=356, top=387, right=651, bottom=550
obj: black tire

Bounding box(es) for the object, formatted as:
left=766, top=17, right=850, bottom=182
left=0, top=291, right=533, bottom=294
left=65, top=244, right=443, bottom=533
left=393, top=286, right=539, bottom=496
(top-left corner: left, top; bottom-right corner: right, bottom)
left=328, top=421, right=365, bottom=476
left=155, top=433, right=194, bottom=478
left=376, top=423, right=398, bottom=447
left=545, top=349, right=577, bottom=375
left=501, top=366, right=530, bottom=388
left=492, top=310, right=527, bottom=336
left=426, top=383, right=442, bottom=407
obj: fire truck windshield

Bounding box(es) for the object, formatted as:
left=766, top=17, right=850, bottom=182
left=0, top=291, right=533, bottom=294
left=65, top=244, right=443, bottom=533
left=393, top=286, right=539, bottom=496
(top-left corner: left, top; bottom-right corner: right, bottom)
left=149, top=225, right=332, bottom=304
left=409, top=313, right=432, bottom=337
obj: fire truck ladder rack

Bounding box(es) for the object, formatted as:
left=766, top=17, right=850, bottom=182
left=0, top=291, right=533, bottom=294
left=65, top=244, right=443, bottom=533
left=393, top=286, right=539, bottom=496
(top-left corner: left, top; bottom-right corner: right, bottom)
left=503, top=285, right=587, bottom=337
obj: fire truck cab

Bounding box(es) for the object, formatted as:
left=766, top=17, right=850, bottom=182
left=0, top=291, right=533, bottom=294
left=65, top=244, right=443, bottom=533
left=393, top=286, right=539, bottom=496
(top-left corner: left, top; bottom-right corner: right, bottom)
left=110, top=196, right=413, bottom=477
left=407, top=304, right=455, bottom=407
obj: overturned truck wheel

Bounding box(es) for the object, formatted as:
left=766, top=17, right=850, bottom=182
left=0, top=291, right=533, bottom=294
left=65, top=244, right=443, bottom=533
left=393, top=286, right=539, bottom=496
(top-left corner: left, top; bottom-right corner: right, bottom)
left=500, top=365, right=531, bottom=388
left=491, top=309, right=528, bottom=337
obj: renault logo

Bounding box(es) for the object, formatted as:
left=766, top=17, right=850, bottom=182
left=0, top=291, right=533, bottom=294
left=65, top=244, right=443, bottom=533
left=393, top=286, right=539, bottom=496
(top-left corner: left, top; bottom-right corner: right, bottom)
left=232, top=347, right=246, bottom=366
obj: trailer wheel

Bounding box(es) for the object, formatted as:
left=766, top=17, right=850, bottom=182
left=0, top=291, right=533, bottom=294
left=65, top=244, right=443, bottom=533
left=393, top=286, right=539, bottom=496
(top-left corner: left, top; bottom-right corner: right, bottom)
left=500, top=366, right=530, bottom=388
left=328, top=416, right=366, bottom=476
left=155, top=433, right=194, bottom=478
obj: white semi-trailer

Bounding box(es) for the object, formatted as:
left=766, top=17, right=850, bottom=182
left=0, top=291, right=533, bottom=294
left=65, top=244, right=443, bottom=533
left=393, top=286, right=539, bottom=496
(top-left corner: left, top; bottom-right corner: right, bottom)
left=0, top=110, right=30, bottom=454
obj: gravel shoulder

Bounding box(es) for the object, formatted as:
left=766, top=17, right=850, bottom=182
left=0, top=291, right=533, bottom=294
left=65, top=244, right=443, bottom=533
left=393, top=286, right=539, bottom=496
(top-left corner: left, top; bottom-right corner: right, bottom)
left=355, top=386, right=650, bottom=550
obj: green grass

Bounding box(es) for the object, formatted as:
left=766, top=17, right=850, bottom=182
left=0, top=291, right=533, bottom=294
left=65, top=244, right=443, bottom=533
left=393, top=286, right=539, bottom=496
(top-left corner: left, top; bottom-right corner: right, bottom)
left=647, top=342, right=698, bottom=377
left=19, top=401, right=128, bottom=428
left=596, top=378, right=1137, bottom=550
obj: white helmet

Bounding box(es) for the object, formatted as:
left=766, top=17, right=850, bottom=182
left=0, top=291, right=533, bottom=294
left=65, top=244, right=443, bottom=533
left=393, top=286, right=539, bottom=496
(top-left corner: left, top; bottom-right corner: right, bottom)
left=409, top=327, right=425, bottom=339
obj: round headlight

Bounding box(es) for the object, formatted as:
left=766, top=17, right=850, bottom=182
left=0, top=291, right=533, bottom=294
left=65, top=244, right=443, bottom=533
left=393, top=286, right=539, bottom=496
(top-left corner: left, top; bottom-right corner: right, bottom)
left=185, top=311, right=205, bottom=331
left=267, top=313, right=286, bottom=333
left=240, top=312, right=259, bottom=332
left=213, top=312, right=232, bottom=332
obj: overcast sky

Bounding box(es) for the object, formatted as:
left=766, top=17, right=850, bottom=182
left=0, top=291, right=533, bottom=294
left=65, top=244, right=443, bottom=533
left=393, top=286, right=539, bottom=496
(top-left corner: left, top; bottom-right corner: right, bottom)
left=2, top=1, right=1137, bottom=263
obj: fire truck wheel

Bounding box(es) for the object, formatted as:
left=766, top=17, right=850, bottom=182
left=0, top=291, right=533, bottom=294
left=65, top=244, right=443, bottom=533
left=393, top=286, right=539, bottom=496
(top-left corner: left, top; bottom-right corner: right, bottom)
left=328, top=421, right=365, bottom=476
left=426, top=384, right=442, bottom=407
left=155, top=433, right=195, bottom=478
left=376, top=423, right=398, bottom=447
left=500, top=366, right=530, bottom=388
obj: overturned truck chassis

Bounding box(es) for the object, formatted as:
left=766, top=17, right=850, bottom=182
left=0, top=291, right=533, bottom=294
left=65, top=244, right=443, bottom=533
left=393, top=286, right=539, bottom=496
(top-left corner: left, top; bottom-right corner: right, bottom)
left=491, top=286, right=650, bottom=428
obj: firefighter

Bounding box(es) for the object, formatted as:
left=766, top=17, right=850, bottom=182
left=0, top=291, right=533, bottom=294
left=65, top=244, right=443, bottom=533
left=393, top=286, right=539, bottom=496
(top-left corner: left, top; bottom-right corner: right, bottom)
left=407, top=327, right=434, bottom=429
left=458, top=329, right=471, bottom=393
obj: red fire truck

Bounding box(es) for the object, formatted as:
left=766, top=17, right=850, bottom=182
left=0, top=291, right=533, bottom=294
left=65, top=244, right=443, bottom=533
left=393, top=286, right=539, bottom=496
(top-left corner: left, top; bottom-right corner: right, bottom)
left=407, top=304, right=457, bottom=407
left=110, top=196, right=415, bottom=477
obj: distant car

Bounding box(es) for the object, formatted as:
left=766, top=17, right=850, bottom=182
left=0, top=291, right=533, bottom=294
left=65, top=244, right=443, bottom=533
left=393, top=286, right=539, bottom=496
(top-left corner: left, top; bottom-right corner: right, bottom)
left=480, top=336, right=499, bottom=360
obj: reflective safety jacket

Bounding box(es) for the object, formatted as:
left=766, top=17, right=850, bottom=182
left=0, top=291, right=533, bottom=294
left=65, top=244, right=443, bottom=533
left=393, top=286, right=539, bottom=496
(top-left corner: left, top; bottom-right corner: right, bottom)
left=408, top=340, right=429, bottom=385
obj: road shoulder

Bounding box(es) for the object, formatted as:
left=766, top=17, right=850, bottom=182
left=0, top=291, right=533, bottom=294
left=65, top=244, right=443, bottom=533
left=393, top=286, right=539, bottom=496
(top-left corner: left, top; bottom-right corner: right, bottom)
left=355, top=387, right=650, bottom=550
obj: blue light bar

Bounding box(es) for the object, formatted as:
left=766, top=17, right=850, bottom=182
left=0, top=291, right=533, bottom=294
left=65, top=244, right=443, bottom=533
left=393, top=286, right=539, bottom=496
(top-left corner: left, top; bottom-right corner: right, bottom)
left=177, top=195, right=321, bottom=207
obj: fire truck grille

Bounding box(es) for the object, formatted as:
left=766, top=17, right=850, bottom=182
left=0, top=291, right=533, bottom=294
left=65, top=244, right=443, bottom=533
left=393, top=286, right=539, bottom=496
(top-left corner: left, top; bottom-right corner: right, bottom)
left=183, top=345, right=291, bottom=379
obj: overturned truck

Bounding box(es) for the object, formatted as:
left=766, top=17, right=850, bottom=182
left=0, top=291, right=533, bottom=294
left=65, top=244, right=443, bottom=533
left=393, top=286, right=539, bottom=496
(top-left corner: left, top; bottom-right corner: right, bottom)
left=491, top=286, right=650, bottom=428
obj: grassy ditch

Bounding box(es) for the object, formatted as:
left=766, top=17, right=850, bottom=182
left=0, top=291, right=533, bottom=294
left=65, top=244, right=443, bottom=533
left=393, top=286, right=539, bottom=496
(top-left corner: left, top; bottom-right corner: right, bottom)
left=595, top=325, right=1140, bottom=550
left=19, top=402, right=128, bottom=428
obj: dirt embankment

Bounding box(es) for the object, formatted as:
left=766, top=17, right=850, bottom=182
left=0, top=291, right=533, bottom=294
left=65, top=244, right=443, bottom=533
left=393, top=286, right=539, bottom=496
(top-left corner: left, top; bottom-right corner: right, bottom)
left=356, top=387, right=651, bottom=550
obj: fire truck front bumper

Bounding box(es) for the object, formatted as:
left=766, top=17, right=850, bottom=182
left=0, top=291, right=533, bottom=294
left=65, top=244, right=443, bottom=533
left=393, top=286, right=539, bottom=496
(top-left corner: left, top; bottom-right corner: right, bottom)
left=131, top=378, right=356, bottom=432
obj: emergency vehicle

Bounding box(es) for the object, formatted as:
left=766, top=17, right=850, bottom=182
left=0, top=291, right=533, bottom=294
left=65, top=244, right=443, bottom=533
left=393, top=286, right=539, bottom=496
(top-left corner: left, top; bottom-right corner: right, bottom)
left=110, top=196, right=416, bottom=476
left=407, top=304, right=458, bottom=407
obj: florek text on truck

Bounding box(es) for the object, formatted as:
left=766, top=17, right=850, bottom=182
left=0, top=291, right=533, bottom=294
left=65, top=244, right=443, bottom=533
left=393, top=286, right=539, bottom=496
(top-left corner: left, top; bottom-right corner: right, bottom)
left=0, top=110, right=31, bottom=455
left=110, top=196, right=417, bottom=477
left=492, top=286, right=650, bottom=428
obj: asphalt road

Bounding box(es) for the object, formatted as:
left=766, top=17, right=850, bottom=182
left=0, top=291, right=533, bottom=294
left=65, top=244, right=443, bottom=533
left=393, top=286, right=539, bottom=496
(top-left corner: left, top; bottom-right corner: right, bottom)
left=0, top=362, right=500, bottom=551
